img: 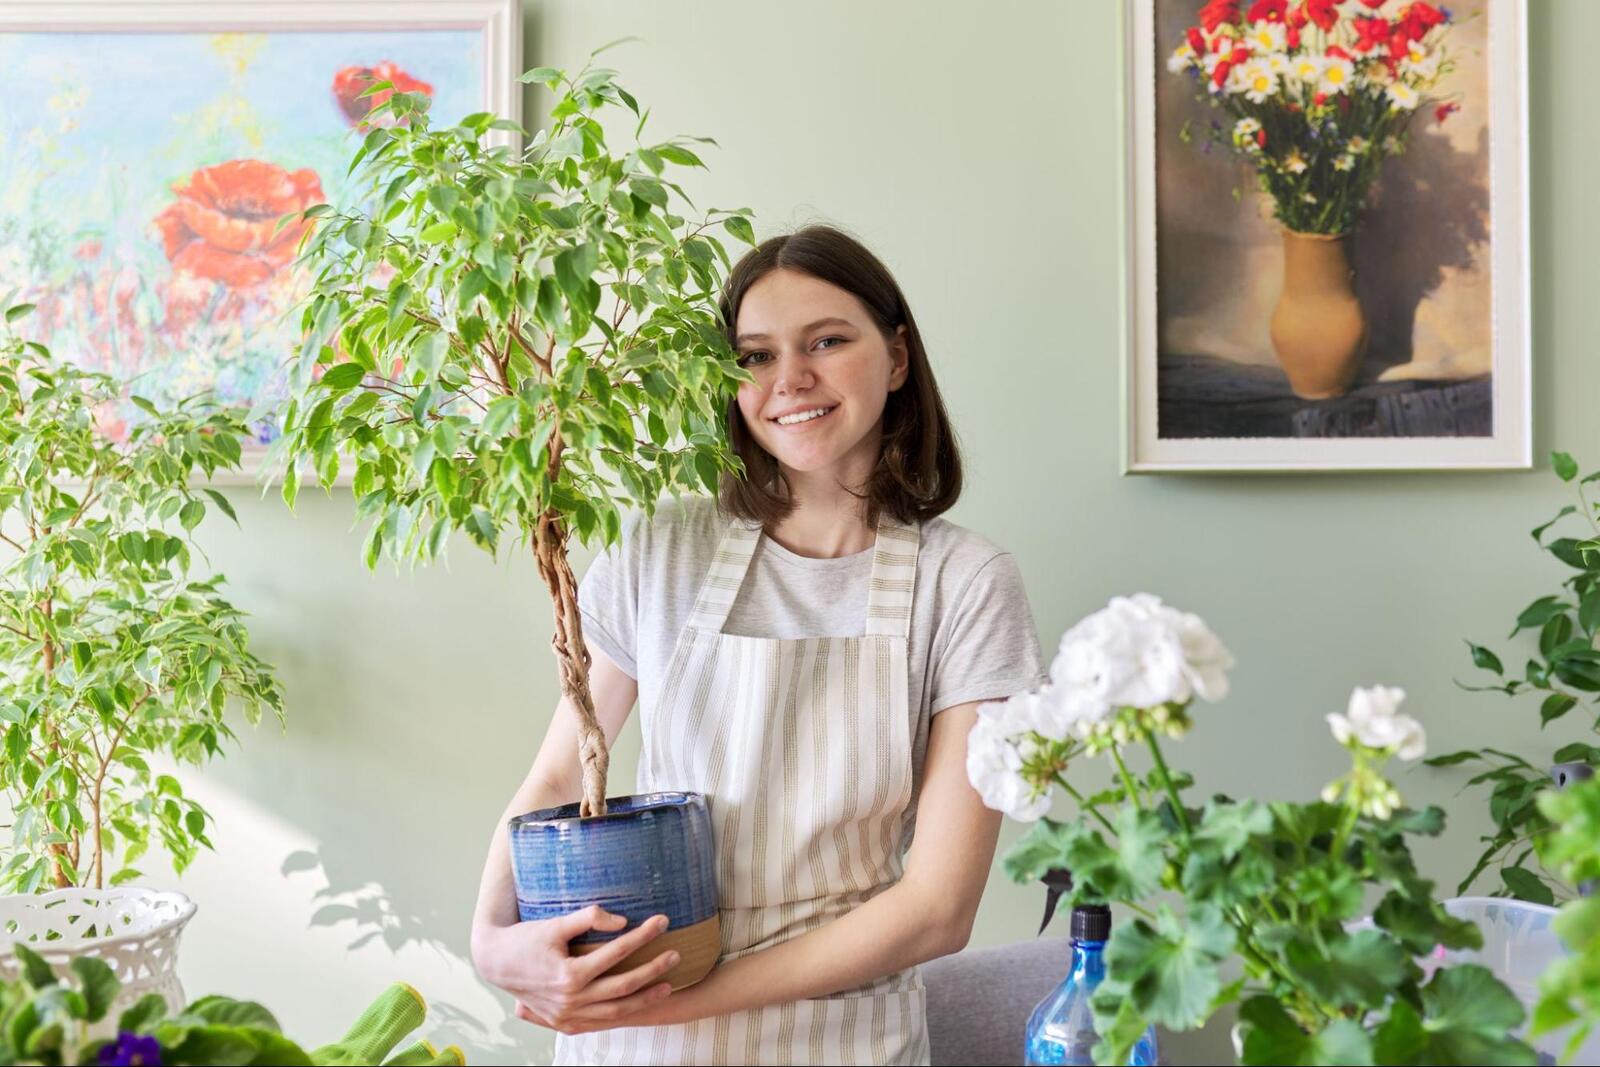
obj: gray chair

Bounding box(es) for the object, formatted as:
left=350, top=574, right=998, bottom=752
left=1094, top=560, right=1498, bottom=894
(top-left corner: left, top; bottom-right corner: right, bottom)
left=922, top=936, right=1071, bottom=1066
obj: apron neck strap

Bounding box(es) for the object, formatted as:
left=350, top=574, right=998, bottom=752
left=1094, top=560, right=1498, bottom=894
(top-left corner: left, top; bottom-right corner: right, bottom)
left=687, top=510, right=921, bottom=638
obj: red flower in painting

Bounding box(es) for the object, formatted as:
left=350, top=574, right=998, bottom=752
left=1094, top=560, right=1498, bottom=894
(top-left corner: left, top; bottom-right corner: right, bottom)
left=152, top=160, right=324, bottom=289
left=1301, top=0, right=1339, bottom=31
left=1197, top=0, right=1240, bottom=34
left=1353, top=17, right=1390, bottom=52
left=1435, top=101, right=1461, bottom=124
left=1247, top=0, right=1286, bottom=23
left=1187, top=26, right=1207, bottom=55
left=332, top=61, right=435, bottom=125
left=1356, top=0, right=1387, bottom=8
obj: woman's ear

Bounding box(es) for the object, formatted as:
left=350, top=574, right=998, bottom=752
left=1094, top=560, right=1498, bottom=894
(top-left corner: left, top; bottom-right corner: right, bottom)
left=888, top=324, right=910, bottom=391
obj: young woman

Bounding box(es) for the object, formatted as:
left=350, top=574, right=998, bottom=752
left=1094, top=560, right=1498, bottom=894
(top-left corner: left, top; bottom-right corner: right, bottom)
left=470, top=225, right=1045, bottom=1065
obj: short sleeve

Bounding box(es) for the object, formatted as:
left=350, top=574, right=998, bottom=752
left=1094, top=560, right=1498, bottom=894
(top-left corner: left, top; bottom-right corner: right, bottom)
left=927, top=552, right=1046, bottom=714
left=576, top=511, right=645, bottom=679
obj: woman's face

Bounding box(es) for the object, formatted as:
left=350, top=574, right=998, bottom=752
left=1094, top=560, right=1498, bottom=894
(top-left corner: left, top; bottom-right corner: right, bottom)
left=732, top=268, right=909, bottom=481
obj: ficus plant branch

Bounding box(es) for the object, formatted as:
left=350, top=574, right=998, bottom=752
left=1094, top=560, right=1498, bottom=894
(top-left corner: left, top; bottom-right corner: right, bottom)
left=272, top=49, right=755, bottom=817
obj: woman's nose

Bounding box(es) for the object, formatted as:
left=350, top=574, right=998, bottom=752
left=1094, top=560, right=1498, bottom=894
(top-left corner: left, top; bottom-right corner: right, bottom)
left=772, top=352, right=813, bottom=394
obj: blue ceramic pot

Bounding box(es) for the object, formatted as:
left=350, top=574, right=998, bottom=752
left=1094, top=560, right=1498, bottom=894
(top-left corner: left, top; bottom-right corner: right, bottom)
left=508, top=791, right=720, bottom=989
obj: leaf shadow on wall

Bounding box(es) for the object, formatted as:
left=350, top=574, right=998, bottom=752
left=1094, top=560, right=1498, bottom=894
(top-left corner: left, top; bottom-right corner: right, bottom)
left=279, top=848, right=531, bottom=1061
left=1351, top=123, right=1491, bottom=381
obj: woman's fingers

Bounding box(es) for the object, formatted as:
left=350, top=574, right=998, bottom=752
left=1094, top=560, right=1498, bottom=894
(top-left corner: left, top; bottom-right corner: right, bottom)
left=573, top=941, right=681, bottom=1005
left=569, top=912, right=670, bottom=982
left=566, top=980, right=674, bottom=1027
left=550, top=903, right=629, bottom=941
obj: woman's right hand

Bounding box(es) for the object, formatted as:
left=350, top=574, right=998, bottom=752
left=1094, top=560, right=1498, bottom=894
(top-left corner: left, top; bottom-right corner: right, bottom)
left=471, top=904, right=679, bottom=1035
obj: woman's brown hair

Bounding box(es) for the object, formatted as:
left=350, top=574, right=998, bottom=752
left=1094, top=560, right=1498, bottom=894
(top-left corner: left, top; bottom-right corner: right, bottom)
left=716, top=224, right=962, bottom=528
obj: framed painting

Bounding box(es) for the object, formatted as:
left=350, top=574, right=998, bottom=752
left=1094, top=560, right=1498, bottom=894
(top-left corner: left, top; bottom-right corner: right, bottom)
left=0, top=0, right=521, bottom=483
left=1122, top=0, right=1530, bottom=472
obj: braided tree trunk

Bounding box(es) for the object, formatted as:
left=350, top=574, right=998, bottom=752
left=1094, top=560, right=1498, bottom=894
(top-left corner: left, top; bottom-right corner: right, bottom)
left=531, top=504, right=610, bottom=818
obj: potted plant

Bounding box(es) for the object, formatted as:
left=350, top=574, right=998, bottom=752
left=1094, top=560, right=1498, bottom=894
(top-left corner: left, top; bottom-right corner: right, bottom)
left=0, top=942, right=461, bottom=1065
left=1165, top=0, right=1459, bottom=397
left=1430, top=450, right=1600, bottom=905
left=970, top=594, right=1540, bottom=1064
left=1531, top=776, right=1600, bottom=1062
left=272, top=49, right=753, bottom=987
left=0, top=307, right=283, bottom=1008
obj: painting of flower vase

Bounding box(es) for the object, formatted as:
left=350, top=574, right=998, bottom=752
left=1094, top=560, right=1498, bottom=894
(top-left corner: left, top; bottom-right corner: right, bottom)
left=1123, top=0, right=1530, bottom=472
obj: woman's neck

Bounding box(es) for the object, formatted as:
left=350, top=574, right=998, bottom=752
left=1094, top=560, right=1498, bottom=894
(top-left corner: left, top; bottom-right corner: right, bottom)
left=764, top=459, right=877, bottom=559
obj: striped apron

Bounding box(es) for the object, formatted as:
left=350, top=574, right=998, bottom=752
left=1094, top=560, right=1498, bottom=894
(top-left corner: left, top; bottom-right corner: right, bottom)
left=557, top=510, right=930, bottom=1066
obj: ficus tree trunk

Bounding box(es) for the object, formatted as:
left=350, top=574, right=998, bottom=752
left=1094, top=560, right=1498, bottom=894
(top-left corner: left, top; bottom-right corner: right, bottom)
left=530, top=433, right=609, bottom=818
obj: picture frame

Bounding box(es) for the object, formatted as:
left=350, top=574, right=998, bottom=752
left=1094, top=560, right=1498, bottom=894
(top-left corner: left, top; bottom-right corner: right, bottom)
left=1121, top=0, right=1531, bottom=473
left=0, top=0, right=522, bottom=486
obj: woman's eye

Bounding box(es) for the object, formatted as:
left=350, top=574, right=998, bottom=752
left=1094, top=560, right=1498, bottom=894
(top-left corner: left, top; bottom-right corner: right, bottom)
left=738, top=351, right=770, bottom=367
left=815, top=336, right=845, bottom=350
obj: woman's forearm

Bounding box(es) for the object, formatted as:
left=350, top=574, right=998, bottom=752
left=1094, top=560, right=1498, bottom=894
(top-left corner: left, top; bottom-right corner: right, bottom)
left=620, top=878, right=967, bottom=1028
left=470, top=768, right=578, bottom=970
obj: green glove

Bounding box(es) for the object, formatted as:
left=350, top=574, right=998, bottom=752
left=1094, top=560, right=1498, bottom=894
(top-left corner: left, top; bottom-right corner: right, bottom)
left=310, top=983, right=463, bottom=1066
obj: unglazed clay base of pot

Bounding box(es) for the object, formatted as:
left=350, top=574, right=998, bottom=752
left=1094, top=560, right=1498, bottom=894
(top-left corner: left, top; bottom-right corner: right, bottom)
left=572, top=913, right=721, bottom=990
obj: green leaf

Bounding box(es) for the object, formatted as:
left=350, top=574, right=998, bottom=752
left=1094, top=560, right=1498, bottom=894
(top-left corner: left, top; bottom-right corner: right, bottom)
left=1512, top=596, right=1569, bottom=636
left=1239, top=997, right=1373, bottom=1066
left=184, top=995, right=281, bottom=1031
left=1104, top=904, right=1234, bottom=1029
left=419, top=220, right=458, bottom=243
left=1002, top=818, right=1070, bottom=885
left=1500, top=865, right=1555, bottom=905
left=13, top=944, right=56, bottom=988
left=70, top=956, right=119, bottom=1022
left=724, top=215, right=756, bottom=246
left=1553, top=451, right=1579, bottom=481
left=1541, top=692, right=1578, bottom=727
left=5, top=302, right=37, bottom=322
left=320, top=363, right=366, bottom=391
left=1425, top=749, right=1483, bottom=767
left=1468, top=642, right=1505, bottom=675
left=1283, top=927, right=1407, bottom=1007
left=201, top=489, right=239, bottom=526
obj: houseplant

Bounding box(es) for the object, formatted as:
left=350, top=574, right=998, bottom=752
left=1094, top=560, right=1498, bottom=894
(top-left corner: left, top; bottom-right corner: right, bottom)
left=1165, top=0, right=1459, bottom=397
left=272, top=49, right=753, bottom=984
left=0, top=943, right=461, bottom=1065
left=1431, top=450, right=1600, bottom=905
left=971, top=594, right=1538, bottom=1065
left=1531, top=776, right=1600, bottom=1062
left=0, top=305, right=282, bottom=999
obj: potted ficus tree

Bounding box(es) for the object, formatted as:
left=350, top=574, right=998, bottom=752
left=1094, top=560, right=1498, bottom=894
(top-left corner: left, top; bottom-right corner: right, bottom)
left=0, top=306, right=283, bottom=1013
left=272, top=49, right=753, bottom=987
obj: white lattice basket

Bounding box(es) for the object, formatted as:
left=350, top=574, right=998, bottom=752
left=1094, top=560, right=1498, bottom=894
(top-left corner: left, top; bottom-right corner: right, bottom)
left=0, top=887, right=196, bottom=1030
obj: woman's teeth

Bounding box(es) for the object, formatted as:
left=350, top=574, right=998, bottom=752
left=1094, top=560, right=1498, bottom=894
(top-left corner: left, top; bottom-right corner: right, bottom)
left=774, top=406, right=836, bottom=426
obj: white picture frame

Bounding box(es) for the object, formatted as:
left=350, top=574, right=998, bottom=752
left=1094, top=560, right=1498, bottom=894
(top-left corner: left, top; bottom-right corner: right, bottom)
left=1121, top=0, right=1531, bottom=473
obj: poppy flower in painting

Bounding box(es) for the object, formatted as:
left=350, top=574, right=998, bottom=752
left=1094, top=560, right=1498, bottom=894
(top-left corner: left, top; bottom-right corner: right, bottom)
left=332, top=61, right=435, bottom=125
left=1197, top=0, right=1240, bottom=34
left=152, top=159, right=324, bottom=289
left=1302, top=0, right=1339, bottom=32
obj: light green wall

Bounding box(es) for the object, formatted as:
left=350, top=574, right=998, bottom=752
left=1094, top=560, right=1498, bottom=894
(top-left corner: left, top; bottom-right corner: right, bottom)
left=157, top=2, right=1598, bottom=1063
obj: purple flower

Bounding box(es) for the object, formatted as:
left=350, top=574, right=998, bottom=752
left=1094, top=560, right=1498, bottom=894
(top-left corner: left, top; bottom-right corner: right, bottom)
left=98, top=1032, right=163, bottom=1066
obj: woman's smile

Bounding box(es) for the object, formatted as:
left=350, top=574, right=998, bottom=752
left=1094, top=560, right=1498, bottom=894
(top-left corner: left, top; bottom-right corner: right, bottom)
left=770, top=404, right=839, bottom=428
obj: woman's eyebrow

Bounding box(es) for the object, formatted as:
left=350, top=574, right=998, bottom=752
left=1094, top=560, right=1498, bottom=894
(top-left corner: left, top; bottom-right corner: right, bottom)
left=735, top=317, right=856, bottom=345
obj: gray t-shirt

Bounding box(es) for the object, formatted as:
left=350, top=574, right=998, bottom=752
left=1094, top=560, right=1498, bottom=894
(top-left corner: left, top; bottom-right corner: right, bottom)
left=577, top=494, right=1046, bottom=817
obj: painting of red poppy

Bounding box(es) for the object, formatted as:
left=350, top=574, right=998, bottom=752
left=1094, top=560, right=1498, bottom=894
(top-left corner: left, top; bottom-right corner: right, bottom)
left=1123, top=0, right=1530, bottom=471
left=0, top=2, right=519, bottom=479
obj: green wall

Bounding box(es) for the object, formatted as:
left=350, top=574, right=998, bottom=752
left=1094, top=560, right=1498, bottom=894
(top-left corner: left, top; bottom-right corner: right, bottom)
left=157, top=2, right=1598, bottom=1062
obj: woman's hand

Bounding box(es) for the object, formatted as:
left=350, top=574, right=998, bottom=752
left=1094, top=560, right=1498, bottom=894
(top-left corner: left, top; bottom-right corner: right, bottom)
left=473, top=904, right=679, bottom=1036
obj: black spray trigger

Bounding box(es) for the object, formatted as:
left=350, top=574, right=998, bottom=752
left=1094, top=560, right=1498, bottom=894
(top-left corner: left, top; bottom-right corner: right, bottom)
left=1037, top=868, right=1074, bottom=936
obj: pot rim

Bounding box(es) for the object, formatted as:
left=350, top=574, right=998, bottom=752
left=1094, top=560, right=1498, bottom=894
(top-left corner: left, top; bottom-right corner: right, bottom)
left=0, top=887, right=197, bottom=959
left=509, top=790, right=707, bottom=831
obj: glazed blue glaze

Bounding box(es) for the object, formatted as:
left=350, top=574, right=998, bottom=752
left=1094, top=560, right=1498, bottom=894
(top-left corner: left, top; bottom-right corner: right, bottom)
left=508, top=791, right=718, bottom=945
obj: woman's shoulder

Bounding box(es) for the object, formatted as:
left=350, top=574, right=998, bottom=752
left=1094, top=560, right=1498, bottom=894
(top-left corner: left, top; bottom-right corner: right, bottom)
left=618, top=493, right=725, bottom=559
left=915, top=514, right=1014, bottom=573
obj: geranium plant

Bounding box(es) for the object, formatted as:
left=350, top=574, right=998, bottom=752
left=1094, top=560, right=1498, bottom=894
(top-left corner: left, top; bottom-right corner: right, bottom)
left=272, top=48, right=753, bottom=816
left=970, top=594, right=1537, bottom=1066
left=1431, top=451, right=1600, bottom=905
left=1166, top=0, right=1460, bottom=234
left=0, top=306, right=282, bottom=892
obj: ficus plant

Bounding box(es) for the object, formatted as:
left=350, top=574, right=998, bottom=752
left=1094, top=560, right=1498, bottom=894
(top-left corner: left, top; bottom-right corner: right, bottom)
left=0, top=307, right=282, bottom=893
left=271, top=47, right=754, bottom=817
left=1430, top=450, right=1600, bottom=905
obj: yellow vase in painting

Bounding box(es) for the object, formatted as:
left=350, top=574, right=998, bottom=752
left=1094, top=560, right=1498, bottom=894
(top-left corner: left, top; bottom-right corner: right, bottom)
left=1269, top=229, right=1369, bottom=400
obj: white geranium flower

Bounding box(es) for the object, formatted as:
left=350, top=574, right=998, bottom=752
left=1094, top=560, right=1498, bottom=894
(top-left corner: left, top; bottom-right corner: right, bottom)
left=1386, top=82, right=1420, bottom=110
left=1048, top=594, right=1234, bottom=714
left=966, top=706, right=1050, bottom=821
left=1326, top=685, right=1427, bottom=760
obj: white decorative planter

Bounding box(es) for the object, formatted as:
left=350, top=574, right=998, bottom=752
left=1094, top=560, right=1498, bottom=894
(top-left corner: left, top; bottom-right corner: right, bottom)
left=0, top=888, right=196, bottom=1032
